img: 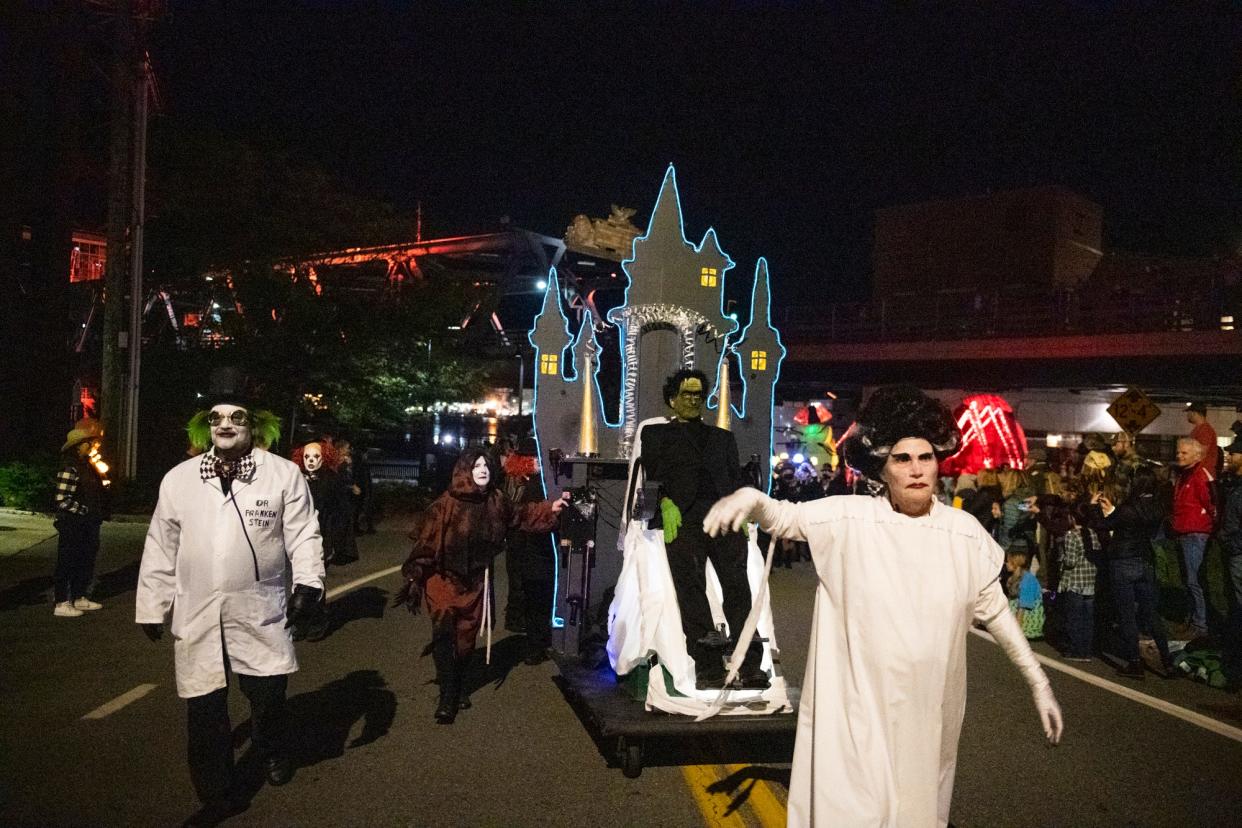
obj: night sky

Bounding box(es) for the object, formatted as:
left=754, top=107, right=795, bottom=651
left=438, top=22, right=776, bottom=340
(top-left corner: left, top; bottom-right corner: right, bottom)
left=152, top=3, right=1241, bottom=303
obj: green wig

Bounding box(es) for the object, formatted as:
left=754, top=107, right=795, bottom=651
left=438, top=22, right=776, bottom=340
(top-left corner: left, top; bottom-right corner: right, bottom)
left=186, top=409, right=283, bottom=454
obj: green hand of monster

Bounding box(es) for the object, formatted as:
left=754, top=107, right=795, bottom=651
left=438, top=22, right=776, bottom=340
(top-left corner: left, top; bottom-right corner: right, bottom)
left=660, top=497, right=682, bottom=544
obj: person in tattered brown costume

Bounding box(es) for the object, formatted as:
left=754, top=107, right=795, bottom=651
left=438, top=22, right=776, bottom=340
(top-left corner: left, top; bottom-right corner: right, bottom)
left=395, top=448, right=567, bottom=723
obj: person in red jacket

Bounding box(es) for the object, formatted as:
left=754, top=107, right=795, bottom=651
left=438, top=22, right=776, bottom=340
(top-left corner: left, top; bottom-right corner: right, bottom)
left=1171, top=437, right=1217, bottom=639
left=1186, top=401, right=1220, bottom=476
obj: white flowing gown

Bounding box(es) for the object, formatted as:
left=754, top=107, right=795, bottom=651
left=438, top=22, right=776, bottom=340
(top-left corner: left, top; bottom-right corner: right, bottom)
left=759, top=494, right=1026, bottom=828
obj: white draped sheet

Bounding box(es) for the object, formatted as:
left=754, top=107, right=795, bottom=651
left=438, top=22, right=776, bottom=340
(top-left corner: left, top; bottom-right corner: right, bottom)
left=606, top=418, right=792, bottom=717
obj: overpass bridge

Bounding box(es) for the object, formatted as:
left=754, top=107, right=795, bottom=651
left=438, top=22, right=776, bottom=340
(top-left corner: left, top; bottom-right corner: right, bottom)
left=778, top=286, right=1242, bottom=402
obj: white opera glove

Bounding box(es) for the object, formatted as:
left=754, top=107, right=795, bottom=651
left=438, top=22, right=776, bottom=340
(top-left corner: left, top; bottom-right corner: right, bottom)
left=984, top=593, right=1064, bottom=745
left=704, top=488, right=772, bottom=537
left=1031, top=681, right=1063, bottom=746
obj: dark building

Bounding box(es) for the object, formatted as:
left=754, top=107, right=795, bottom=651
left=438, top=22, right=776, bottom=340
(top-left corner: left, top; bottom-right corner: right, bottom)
left=872, top=186, right=1103, bottom=296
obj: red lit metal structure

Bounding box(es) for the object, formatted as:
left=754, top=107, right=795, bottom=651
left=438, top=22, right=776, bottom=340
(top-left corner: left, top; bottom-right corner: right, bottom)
left=69, top=232, right=107, bottom=283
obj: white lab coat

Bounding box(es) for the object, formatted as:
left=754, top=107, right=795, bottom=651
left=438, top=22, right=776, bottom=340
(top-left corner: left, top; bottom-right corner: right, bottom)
left=759, top=495, right=1024, bottom=828
left=136, top=448, right=325, bottom=698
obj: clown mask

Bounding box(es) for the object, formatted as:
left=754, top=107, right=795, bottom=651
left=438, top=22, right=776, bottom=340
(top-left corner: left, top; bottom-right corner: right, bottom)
left=303, top=442, right=323, bottom=473
left=670, top=378, right=705, bottom=422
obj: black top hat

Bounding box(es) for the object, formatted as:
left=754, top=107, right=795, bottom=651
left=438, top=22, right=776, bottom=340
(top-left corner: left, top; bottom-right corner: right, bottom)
left=199, top=391, right=261, bottom=412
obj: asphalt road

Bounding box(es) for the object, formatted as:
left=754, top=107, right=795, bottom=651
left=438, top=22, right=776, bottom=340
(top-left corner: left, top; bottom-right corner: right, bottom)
left=1, top=512, right=1240, bottom=827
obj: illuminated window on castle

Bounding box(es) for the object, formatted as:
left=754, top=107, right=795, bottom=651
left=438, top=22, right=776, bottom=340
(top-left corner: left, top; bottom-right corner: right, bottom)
left=700, top=267, right=718, bottom=287
left=750, top=350, right=767, bottom=371
left=540, top=354, right=559, bottom=375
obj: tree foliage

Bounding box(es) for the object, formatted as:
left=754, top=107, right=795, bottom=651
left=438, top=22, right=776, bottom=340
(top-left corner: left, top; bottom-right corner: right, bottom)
left=219, top=272, right=489, bottom=434
left=145, top=124, right=412, bottom=283
left=142, top=124, right=490, bottom=438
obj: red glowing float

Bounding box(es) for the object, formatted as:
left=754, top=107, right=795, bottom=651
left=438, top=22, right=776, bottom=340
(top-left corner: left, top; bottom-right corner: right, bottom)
left=942, top=393, right=1028, bottom=475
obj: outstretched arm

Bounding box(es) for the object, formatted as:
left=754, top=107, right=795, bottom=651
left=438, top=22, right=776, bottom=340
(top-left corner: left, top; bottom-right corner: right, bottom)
left=511, top=492, right=570, bottom=533
left=975, top=580, right=1064, bottom=745
left=703, top=487, right=806, bottom=542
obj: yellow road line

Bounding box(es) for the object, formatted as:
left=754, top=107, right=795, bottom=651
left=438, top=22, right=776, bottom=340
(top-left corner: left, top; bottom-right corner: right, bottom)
left=725, top=764, right=787, bottom=828
left=682, top=764, right=749, bottom=827
left=683, top=762, right=789, bottom=827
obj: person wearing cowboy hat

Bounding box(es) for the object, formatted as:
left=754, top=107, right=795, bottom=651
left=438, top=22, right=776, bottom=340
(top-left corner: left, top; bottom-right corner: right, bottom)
left=51, top=418, right=111, bottom=618
left=136, top=393, right=325, bottom=822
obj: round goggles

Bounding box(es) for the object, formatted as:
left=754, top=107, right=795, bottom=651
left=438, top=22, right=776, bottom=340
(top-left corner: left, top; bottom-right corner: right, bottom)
left=207, top=410, right=251, bottom=427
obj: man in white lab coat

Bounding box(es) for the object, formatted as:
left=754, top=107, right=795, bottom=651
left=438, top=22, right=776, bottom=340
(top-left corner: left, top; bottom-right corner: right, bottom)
left=136, top=396, right=325, bottom=822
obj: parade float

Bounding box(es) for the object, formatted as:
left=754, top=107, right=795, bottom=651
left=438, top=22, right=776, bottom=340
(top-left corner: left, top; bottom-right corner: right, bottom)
left=529, top=166, right=795, bottom=776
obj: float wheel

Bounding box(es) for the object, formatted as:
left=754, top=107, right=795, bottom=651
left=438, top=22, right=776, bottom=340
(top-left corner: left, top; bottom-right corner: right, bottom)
left=618, top=736, right=643, bottom=778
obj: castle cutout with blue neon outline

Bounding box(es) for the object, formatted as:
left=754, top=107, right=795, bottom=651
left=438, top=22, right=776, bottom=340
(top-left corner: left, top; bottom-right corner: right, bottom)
left=529, top=165, right=785, bottom=485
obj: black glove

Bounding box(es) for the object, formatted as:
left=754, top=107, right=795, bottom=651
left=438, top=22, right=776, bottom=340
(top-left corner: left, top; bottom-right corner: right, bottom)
left=286, top=585, right=325, bottom=630
left=141, top=623, right=163, bottom=642
left=392, top=579, right=423, bottom=615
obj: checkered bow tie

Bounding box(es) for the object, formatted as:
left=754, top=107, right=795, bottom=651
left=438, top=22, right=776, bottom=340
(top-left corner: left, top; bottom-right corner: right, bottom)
left=199, top=451, right=256, bottom=483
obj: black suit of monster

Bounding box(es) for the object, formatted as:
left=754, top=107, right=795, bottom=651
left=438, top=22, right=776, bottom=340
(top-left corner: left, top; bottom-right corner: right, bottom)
left=640, top=370, right=764, bottom=687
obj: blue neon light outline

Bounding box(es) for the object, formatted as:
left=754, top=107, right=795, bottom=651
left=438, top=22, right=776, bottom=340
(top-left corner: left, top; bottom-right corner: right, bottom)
left=732, top=258, right=786, bottom=494
left=526, top=169, right=789, bottom=620
left=612, top=164, right=739, bottom=429
left=567, top=306, right=600, bottom=384
left=578, top=306, right=623, bottom=433
left=527, top=270, right=570, bottom=629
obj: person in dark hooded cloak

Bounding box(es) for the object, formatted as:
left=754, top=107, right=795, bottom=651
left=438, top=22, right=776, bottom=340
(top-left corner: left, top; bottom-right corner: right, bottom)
left=394, top=448, right=567, bottom=723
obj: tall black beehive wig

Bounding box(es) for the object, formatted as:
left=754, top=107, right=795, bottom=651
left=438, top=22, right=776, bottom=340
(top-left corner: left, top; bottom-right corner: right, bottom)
left=840, top=385, right=960, bottom=482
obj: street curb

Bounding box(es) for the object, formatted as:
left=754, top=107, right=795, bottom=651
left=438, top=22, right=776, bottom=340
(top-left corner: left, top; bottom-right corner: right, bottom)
left=0, top=507, right=151, bottom=524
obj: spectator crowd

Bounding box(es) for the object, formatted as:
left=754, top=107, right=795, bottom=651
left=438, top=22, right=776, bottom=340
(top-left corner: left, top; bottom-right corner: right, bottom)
left=769, top=402, right=1242, bottom=691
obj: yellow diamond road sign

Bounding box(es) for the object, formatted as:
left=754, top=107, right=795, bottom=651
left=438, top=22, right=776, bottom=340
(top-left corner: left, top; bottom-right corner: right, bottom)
left=1107, top=388, right=1161, bottom=435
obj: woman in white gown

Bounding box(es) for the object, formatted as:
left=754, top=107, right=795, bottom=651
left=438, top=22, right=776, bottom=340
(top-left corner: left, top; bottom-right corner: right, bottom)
left=704, top=386, right=1063, bottom=828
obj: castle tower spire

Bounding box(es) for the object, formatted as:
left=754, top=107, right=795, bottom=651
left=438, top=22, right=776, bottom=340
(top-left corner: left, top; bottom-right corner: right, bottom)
left=737, top=258, right=785, bottom=486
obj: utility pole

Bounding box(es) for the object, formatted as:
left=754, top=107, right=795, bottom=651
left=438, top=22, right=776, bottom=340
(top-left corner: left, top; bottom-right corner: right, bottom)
left=100, top=0, right=153, bottom=480
left=124, top=53, right=151, bottom=477
left=100, top=0, right=135, bottom=477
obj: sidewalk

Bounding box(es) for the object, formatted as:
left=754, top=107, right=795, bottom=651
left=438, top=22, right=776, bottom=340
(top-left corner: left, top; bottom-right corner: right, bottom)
left=0, top=508, right=150, bottom=559
left=0, top=510, right=57, bottom=558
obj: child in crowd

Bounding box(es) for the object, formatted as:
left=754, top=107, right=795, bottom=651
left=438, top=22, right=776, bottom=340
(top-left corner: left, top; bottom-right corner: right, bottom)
left=1006, top=550, right=1045, bottom=640
left=968, top=469, right=1003, bottom=535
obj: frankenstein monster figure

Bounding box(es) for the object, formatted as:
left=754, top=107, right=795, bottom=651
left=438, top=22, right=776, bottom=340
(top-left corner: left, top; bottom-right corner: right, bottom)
left=638, top=369, right=767, bottom=689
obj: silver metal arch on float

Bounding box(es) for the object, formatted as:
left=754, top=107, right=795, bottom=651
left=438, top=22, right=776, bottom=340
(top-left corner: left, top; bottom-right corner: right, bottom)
left=607, top=303, right=726, bottom=458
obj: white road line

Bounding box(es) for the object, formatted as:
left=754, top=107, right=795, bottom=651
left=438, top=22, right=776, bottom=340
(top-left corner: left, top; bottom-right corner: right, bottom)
left=78, top=566, right=402, bottom=722
left=970, top=627, right=1242, bottom=744
left=82, top=683, right=158, bottom=720
left=326, top=565, right=402, bottom=600
left=77, top=567, right=401, bottom=722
